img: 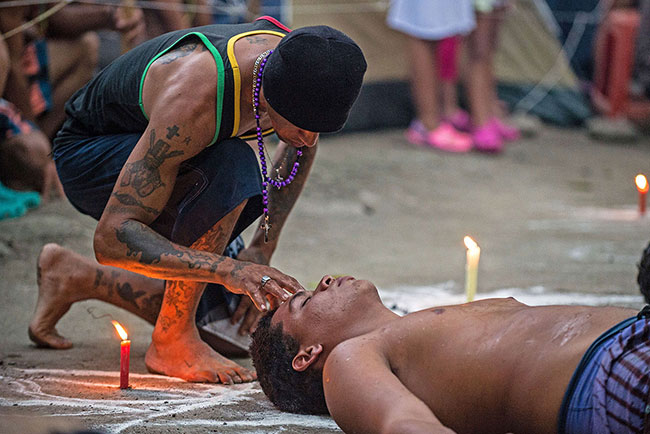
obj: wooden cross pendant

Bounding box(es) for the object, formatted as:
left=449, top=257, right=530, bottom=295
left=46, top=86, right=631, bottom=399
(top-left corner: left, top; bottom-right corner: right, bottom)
left=261, top=215, right=271, bottom=243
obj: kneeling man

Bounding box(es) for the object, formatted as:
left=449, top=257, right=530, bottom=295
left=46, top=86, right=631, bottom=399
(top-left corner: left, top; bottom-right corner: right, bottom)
left=251, top=275, right=649, bottom=434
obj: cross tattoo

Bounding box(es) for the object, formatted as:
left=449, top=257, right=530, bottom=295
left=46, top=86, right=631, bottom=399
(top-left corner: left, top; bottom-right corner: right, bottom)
left=166, top=125, right=180, bottom=140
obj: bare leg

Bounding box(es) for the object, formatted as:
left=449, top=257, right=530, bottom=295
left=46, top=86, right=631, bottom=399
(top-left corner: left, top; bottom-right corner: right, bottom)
left=0, top=36, right=9, bottom=96
left=39, top=33, right=99, bottom=139
left=407, top=36, right=441, bottom=131
left=466, top=12, right=495, bottom=127
left=441, top=81, right=459, bottom=118
left=145, top=201, right=255, bottom=384
left=29, top=243, right=165, bottom=349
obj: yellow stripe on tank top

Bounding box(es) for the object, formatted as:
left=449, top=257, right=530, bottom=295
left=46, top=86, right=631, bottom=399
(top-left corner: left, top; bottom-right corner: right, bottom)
left=226, top=30, right=286, bottom=138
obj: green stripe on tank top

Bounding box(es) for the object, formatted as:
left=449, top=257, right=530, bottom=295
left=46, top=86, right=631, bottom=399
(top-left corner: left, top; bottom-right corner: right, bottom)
left=138, top=32, right=225, bottom=146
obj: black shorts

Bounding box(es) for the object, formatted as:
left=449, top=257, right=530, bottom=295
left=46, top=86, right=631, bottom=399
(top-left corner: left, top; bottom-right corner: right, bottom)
left=53, top=133, right=263, bottom=246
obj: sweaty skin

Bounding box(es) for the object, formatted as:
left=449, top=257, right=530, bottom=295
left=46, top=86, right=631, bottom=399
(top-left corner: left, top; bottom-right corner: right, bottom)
left=30, top=33, right=319, bottom=383
left=273, top=276, right=636, bottom=434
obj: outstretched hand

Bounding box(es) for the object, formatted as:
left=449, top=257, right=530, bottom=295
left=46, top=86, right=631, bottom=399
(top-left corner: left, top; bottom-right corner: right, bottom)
left=226, top=246, right=302, bottom=333
left=225, top=258, right=302, bottom=313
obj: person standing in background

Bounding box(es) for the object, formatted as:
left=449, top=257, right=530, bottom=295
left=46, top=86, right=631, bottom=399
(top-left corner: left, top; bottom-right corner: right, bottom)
left=465, top=0, right=520, bottom=153
left=387, top=0, right=475, bottom=153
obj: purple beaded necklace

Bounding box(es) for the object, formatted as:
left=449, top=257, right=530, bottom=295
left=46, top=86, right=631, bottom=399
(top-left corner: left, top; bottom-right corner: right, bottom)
left=252, top=49, right=303, bottom=242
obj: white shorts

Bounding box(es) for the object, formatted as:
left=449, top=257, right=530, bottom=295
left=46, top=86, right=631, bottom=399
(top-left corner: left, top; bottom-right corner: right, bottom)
left=387, top=0, right=476, bottom=40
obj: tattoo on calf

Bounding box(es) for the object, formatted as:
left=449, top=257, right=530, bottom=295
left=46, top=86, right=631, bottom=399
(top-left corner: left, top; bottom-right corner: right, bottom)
left=116, top=282, right=147, bottom=309
left=141, top=293, right=164, bottom=321
left=93, top=270, right=104, bottom=290
left=112, top=192, right=161, bottom=215
left=120, top=128, right=184, bottom=197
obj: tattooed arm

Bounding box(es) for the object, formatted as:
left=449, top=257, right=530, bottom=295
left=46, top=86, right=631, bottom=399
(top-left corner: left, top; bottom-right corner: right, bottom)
left=93, top=46, right=301, bottom=309
left=244, top=140, right=317, bottom=263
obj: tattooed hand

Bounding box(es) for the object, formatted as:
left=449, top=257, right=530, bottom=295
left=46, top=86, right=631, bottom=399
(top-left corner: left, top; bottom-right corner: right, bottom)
left=228, top=246, right=275, bottom=335
left=224, top=260, right=303, bottom=312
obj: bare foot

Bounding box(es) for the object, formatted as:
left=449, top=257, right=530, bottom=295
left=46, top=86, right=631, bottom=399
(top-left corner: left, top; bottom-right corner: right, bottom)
left=145, top=333, right=257, bottom=384
left=28, top=244, right=76, bottom=349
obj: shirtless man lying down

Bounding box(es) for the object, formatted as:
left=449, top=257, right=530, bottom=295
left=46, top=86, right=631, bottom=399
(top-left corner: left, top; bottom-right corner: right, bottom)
left=250, top=275, right=649, bottom=434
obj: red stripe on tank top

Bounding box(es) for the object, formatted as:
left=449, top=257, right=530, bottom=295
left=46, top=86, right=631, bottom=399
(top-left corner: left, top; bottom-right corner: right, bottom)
left=256, top=16, right=292, bottom=33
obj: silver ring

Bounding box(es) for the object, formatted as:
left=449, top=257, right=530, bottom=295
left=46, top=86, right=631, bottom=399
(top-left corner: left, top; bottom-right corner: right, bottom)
left=260, top=275, right=272, bottom=288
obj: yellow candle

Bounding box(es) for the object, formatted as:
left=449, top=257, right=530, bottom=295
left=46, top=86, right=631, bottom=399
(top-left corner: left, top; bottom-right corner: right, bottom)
left=464, top=236, right=481, bottom=302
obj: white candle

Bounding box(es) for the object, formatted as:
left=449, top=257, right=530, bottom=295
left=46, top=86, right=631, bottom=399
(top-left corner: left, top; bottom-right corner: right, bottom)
left=464, top=236, right=481, bottom=302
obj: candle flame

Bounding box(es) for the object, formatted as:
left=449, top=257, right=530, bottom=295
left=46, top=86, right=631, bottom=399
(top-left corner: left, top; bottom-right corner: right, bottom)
left=112, top=320, right=128, bottom=341
left=464, top=236, right=479, bottom=250
left=636, top=174, right=649, bottom=193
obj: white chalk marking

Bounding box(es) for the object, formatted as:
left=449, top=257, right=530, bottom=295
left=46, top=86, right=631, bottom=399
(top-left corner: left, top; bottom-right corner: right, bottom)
left=379, top=284, right=644, bottom=314
left=148, top=413, right=339, bottom=430
left=0, top=368, right=340, bottom=433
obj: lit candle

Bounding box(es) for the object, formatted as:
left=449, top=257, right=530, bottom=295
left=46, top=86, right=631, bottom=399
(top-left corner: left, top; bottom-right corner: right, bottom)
left=636, top=174, right=648, bottom=216
left=112, top=320, right=130, bottom=389
left=464, top=236, right=481, bottom=302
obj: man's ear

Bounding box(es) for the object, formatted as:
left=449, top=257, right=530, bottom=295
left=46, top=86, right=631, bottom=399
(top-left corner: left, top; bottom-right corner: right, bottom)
left=292, top=344, right=323, bottom=372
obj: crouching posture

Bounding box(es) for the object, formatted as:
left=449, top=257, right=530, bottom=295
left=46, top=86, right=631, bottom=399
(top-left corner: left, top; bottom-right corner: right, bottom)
left=251, top=276, right=650, bottom=434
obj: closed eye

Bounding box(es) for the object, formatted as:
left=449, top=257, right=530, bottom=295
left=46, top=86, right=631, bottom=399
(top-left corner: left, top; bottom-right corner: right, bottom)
left=301, top=296, right=311, bottom=307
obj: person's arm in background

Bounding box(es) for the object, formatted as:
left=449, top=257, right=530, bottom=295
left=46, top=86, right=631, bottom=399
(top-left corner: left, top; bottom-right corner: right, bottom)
left=0, top=3, right=34, bottom=119
left=46, top=3, right=145, bottom=47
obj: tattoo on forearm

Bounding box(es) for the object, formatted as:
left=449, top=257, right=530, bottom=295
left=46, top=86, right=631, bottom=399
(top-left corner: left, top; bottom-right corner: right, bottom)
left=112, top=192, right=161, bottom=215
left=120, top=128, right=184, bottom=197
left=115, top=220, right=227, bottom=272
left=158, top=42, right=205, bottom=64
left=115, top=220, right=185, bottom=265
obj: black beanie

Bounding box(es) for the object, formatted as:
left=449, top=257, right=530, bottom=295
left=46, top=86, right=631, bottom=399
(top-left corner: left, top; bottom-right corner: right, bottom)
left=262, top=25, right=367, bottom=133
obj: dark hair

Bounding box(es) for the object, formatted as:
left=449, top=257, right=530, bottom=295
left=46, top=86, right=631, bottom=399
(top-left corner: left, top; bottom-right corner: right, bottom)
left=638, top=241, right=650, bottom=304
left=250, top=310, right=328, bottom=414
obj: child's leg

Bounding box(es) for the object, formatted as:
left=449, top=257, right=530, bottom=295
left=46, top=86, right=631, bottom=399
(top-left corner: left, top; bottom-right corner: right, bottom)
left=437, top=36, right=461, bottom=118
left=407, top=36, right=441, bottom=131
left=466, top=12, right=495, bottom=127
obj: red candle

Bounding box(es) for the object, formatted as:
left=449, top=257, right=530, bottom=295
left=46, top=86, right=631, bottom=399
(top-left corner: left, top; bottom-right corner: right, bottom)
left=112, top=321, right=130, bottom=389
left=636, top=174, right=648, bottom=216
left=120, top=339, right=131, bottom=389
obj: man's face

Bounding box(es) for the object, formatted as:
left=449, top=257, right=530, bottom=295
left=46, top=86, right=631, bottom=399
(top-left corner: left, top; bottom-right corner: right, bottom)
left=271, top=275, right=378, bottom=346
left=266, top=103, right=319, bottom=148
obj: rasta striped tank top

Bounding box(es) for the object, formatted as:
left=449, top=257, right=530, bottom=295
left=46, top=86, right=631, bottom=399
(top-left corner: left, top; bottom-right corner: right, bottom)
left=56, top=16, right=290, bottom=148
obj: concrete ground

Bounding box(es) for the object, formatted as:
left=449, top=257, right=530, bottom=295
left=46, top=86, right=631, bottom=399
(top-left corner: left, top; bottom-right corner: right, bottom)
left=0, top=125, right=649, bottom=433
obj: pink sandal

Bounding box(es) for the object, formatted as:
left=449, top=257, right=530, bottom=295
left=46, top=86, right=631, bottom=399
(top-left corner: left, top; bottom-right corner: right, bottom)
left=491, top=117, right=520, bottom=142
left=446, top=110, right=472, bottom=132
left=472, top=122, right=504, bottom=153
left=406, top=120, right=472, bottom=153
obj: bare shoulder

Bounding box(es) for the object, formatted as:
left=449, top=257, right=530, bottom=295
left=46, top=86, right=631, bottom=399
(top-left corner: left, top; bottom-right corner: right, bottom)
left=323, top=335, right=389, bottom=393
left=142, top=41, right=217, bottom=146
